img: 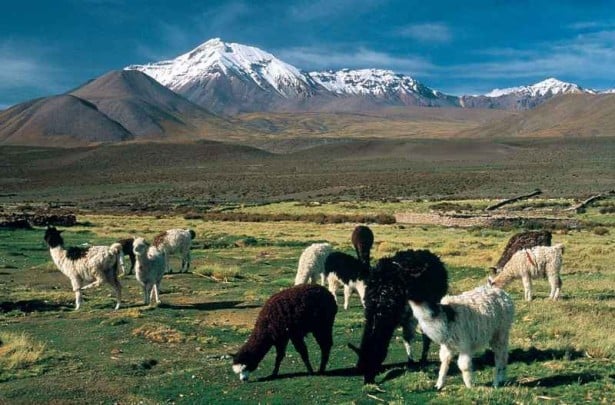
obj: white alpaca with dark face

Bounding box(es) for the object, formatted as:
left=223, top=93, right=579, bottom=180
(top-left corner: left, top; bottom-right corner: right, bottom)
left=133, top=237, right=166, bottom=306
left=324, top=251, right=370, bottom=310
left=153, top=229, right=195, bottom=273
left=409, top=285, right=515, bottom=389
left=43, top=226, right=122, bottom=310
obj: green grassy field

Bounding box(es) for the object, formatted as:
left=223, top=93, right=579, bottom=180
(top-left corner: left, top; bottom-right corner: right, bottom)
left=1, top=201, right=614, bottom=404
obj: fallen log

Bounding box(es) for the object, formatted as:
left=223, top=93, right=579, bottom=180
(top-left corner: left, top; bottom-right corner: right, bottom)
left=564, top=191, right=615, bottom=213
left=486, top=189, right=542, bottom=211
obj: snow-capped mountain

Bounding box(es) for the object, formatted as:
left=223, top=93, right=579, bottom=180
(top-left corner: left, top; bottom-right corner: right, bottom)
left=127, top=39, right=458, bottom=114
left=485, top=78, right=590, bottom=98
left=460, top=78, right=595, bottom=110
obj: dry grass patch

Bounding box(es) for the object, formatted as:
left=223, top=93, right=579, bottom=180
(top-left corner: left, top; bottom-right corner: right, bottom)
left=132, top=323, right=185, bottom=344
left=0, top=332, right=46, bottom=371
left=194, top=263, right=241, bottom=282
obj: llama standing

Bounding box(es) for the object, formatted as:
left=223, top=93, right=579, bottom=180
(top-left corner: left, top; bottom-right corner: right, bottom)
left=348, top=250, right=448, bottom=384
left=44, top=226, right=122, bottom=310
left=133, top=237, right=166, bottom=306
left=491, top=230, right=552, bottom=274
left=324, top=251, right=370, bottom=310
left=408, top=285, right=515, bottom=389
left=231, top=284, right=337, bottom=381
left=153, top=229, right=195, bottom=273
left=489, top=243, right=564, bottom=301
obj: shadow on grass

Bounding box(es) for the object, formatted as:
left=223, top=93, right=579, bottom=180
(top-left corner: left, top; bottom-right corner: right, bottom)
left=0, top=299, right=71, bottom=313
left=158, top=301, right=261, bottom=311
left=254, top=367, right=360, bottom=382
left=474, top=346, right=585, bottom=369
left=517, top=372, right=602, bottom=387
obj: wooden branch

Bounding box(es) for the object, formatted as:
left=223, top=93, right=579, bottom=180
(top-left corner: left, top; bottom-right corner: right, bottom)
left=485, top=189, right=542, bottom=211
left=564, top=190, right=615, bottom=213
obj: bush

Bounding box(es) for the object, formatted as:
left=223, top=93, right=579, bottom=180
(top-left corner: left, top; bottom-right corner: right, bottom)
left=593, top=227, right=610, bottom=236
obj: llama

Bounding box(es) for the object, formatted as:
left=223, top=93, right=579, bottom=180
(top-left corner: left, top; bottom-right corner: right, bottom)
left=294, top=243, right=333, bottom=285
left=408, top=285, right=515, bottom=389
left=351, top=225, right=374, bottom=265
left=231, top=284, right=337, bottom=381
left=492, top=230, right=552, bottom=274
left=489, top=243, right=564, bottom=301
left=324, top=251, right=370, bottom=310
left=153, top=228, right=195, bottom=273
left=117, top=237, right=135, bottom=275
left=43, top=226, right=122, bottom=310
left=133, top=237, right=166, bottom=306
left=348, top=250, right=448, bottom=384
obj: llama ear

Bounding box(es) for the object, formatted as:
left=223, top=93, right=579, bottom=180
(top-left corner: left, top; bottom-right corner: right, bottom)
left=487, top=276, right=494, bottom=286
left=228, top=352, right=237, bottom=359
left=489, top=266, right=497, bottom=276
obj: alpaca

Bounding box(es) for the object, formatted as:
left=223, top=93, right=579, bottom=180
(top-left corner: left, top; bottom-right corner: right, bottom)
left=324, top=251, right=370, bottom=310
left=294, top=243, right=333, bottom=285
left=133, top=237, right=166, bottom=306
left=408, top=285, right=515, bottom=389
left=351, top=225, right=374, bottom=265
left=231, top=284, right=337, bottom=381
left=117, top=237, right=135, bottom=275
left=489, top=243, right=564, bottom=301
left=153, top=228, right=195, bottom=273
left=43, top=226, right=122, bottom=310
left=492, top=230, right=552, bottom=274
left=348, top=250, right=448, bottom=384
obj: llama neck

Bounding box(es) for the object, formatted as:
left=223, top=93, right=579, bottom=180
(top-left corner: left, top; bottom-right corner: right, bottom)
left=49, top=246, right=70, bottom=276
left=242, top=333, right=273, bottom=367
left=408, top=300, right=449, bottom=345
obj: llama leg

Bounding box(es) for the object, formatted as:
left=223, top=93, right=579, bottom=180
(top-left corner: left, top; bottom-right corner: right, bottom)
left=400, top=311, right=417, bottom=365
left=143, top=284, right=151, bottom=305
left=152, top=283, right=161, bottom=304
left=119, top=256, right=126, bottom=275
left=70, top=278, right=84, bottom=310
left=521, top=275, right=533, bottom=301
left=492, top=345, right=508, bottom=387
left=420, top=333, right=431, bottom=365
left=343, top=284, right=352, bottom=310
left=457, top=352, right=474, bottom=388
left=184, top=250, right=191, bottom=272
left=165, top=252, right=171, bottom=273
left=549, top=275, right=562, bottom=300
left=290, top=336, right=314, bottom=374
left=435, top=345, right=453, bottom=390
left=313, top=327, right=333, bottom=374
left=128, top=253, right=135, bottom=275
left=356, top=281, right=366, bottom=308
left=109, top=274, right=122, bottom=310
left=327, top=276, right=338, bottom=305
left=271, top=340, right=288, bottom=378
left=80, top=278, right=104, bottom=290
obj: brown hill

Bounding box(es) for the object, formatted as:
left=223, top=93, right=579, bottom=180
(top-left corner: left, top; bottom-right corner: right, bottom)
left=0, top=95, right=132, bottom=146
left=462, top=93, right=615, bottom=137
left=0, top=70, right=238, bottom=146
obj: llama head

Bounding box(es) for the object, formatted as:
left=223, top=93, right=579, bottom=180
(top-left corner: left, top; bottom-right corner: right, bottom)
left=392, top=250, right=448, bottom=305
left=132, top=237, right=149, bottom=256
left=352, top=225, right=374, bottom=264
left=44, top=226, right=64, bottom=248
left=231, top=350, right=259, bottom=382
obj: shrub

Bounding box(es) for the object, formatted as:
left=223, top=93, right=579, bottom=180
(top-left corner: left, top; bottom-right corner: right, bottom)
left=593, top=227, right=610, bottom=236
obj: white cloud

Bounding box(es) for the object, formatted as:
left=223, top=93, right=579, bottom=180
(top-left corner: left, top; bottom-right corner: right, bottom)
left=0, top=42, right=64, bottom=92
left=396, top=23, right=452, bottom=43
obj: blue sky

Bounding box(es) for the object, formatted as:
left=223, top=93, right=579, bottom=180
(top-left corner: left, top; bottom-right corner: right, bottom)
left=2, top=0, right=615, bottom=109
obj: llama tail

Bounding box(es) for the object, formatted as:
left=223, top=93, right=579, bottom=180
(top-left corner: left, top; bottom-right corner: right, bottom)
left=109, top=243, right=123, bottom=276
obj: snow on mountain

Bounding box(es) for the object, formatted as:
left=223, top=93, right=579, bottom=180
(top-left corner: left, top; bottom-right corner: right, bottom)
left=127, top=38, right=314, bottom=98
left=485, top=78, right=588, bottom=98
left=308, top=68, right=437, bottom=97
left=127, top=38, right=456, bottom=113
